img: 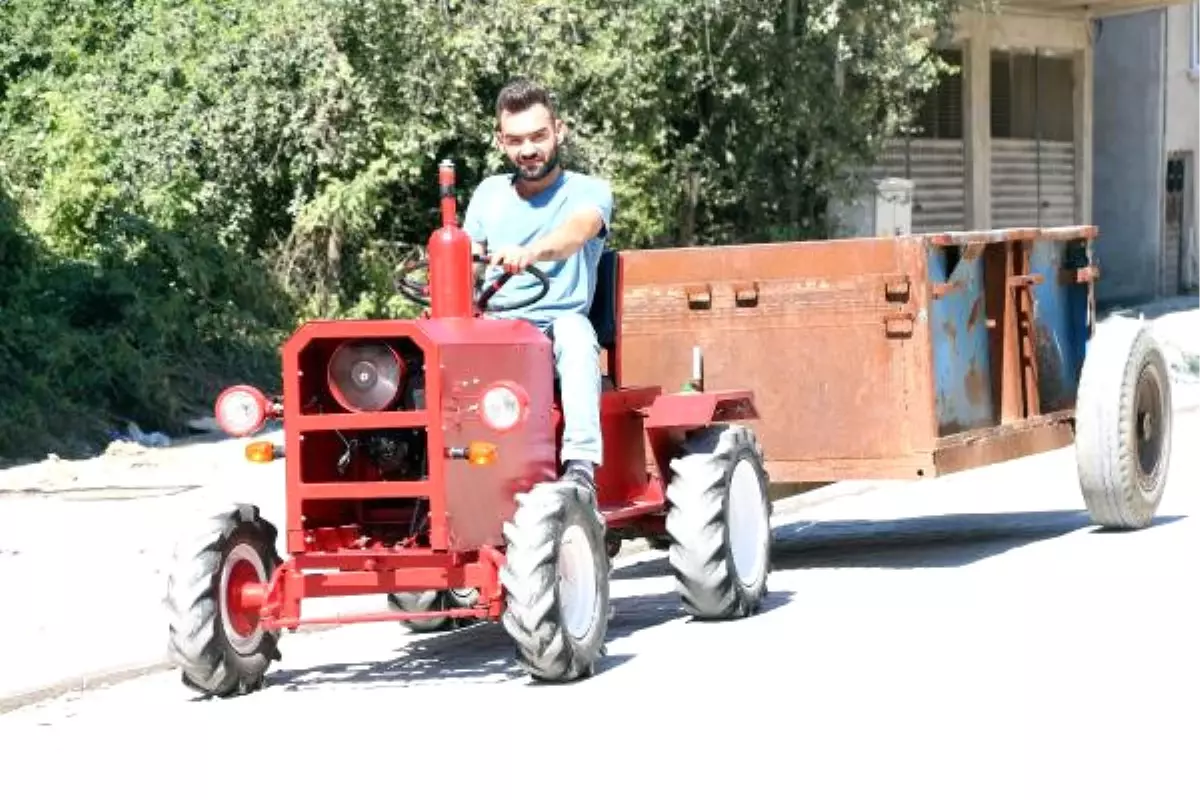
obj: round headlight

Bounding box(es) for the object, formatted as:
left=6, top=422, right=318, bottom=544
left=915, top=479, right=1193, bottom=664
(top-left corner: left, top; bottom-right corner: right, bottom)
left=480, top=382, right=528, bottom=432
left=214, top=385, right=269, bottom=438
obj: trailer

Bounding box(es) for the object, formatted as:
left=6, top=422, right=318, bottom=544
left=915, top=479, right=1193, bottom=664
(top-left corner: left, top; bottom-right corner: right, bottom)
left=606, top=225, right=1172, bottom=530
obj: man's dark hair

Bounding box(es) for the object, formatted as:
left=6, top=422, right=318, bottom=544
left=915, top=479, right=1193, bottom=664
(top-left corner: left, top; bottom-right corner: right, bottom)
left=495, top=78, right=556, bottom=119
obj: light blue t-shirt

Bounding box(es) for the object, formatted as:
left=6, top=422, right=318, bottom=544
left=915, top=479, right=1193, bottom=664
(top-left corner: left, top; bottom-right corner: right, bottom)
left=462, top=169, right=614, bottom=329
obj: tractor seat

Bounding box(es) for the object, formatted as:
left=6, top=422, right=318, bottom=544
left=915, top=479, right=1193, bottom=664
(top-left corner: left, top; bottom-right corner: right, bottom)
left=552, top=250, right=620, bottom=399
left=587, top=249, right=618, bottom=353
left=588, top=250, right=619, bottom=389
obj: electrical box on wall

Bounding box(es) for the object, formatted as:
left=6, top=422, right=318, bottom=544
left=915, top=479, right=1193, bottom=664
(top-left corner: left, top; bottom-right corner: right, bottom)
left=829, top=177, right=914, bottom=239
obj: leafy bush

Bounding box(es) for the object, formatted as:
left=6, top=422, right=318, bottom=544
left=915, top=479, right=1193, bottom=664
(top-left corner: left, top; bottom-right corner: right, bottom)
left=0, top=0, right=962, bottom=461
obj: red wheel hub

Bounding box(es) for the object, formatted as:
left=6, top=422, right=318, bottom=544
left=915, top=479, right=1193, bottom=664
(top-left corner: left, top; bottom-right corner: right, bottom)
left=225, top=558, right=262, bottom=638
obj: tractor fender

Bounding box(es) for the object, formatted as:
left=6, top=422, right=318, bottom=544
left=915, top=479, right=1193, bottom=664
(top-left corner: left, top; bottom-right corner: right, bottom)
left=642, top=389, right=758, bottom=432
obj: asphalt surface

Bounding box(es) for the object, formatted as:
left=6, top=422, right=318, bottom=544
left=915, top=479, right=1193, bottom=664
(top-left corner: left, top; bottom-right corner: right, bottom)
left=1, top=406, right=1196, bottom=799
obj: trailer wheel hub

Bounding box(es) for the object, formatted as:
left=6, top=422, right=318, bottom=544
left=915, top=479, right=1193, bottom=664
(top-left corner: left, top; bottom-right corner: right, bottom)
left=728, top=458, right=769, bottom=589
left=557, top=522, right=599, bottom=640
left=221, top=542, right=268, bottom=655
left=1134, top=364, right=1166, bottom=488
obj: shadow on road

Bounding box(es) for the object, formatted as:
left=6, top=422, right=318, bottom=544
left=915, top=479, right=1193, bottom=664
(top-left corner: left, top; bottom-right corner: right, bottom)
left=234, top=507, right=1187, bottom=695
left=613, top=509, right=1187, bottom=580
left=263, top=588, right=794, bottom=693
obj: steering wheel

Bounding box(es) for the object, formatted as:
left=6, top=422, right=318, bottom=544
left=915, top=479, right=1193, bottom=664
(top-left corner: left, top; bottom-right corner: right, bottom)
left=394, top=253, right=550, bottom=314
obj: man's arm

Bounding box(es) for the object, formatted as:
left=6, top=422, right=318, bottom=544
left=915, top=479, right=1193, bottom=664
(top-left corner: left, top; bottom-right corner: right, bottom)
left=526, top=207, right=607, bottom=262
left=490, top=177, right=614, bottom=270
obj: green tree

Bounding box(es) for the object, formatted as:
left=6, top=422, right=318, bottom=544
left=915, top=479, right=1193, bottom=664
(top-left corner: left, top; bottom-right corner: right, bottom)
left=0, top=0, right=964, bottom=460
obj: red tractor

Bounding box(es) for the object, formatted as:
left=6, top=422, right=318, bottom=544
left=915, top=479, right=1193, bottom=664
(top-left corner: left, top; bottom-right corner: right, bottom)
left=165, top=161, right=774, bottom=696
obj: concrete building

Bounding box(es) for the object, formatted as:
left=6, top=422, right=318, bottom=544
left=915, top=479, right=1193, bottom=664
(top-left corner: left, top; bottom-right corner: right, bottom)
left=1093, top=3, right=1198, bottom=301
left=840, top=0, right=1197, bottom=305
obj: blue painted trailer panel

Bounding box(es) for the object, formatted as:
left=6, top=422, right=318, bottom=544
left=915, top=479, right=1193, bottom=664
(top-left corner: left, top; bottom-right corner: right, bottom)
left=1028, top=238, right=1092, bottom=412
left=927, top=244, right=995, bottom=435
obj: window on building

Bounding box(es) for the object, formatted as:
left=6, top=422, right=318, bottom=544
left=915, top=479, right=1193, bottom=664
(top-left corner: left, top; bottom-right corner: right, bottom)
left=910, top=48, right=964, bottom=140
left=990, top=50, right=1074, bottom=142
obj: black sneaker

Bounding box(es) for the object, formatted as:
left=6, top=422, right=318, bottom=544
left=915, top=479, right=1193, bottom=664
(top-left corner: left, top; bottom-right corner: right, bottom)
left=561, top=461, right=611, bottom=622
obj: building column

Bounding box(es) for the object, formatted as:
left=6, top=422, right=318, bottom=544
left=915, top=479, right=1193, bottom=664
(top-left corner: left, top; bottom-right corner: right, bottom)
left=963, top=21, right=992, bottom=230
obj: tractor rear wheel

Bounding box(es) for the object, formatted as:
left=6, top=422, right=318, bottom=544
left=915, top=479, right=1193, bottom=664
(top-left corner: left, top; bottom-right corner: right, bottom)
left=386, top=588, right=481, bottom=633
left=1075, top=316, right=1173, bottom=529
left=500, top=480, right=610, bottom=682
left=665, top=424, right=773, bottom=620
left=165, top=504, right=282, bottom=698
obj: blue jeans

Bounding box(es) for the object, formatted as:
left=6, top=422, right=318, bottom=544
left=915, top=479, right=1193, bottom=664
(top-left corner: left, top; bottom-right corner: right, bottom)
left=542, top=312, right=603, bottom=466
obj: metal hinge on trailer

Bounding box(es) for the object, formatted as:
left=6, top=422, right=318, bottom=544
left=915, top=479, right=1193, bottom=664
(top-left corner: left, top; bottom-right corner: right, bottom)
left=881, top=272, right=917, bottom=338
left=685, top=281, right=761, bottom=310
left=883, top=275, right=911, bottom=303
left=883, top=311, right=916, bottom=339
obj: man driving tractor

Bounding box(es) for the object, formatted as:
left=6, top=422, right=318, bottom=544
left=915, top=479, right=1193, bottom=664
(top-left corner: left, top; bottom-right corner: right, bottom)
left=463, top=78, right=614, bottom=499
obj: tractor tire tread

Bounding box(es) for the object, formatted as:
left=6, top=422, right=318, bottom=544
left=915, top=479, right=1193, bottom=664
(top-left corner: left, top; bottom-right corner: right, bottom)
left=164, top=504, right=281, bottom=698
left=500, top=481, right=609, bottom=683
left=665, top=424, right=772, bottom=620
left=387, top=589, right=481, bottom=634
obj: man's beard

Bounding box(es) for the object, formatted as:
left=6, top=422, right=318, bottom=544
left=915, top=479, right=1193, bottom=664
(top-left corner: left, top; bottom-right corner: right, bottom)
left=512, top=146, right=560, bottom=183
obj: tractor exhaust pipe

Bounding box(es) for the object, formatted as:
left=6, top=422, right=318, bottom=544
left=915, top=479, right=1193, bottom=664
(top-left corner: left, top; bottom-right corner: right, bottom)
left=427, top=159, right=475, bottom=319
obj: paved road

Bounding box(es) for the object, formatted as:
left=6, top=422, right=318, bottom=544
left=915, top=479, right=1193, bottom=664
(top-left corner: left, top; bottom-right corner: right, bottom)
left=1, top=409, right=1196, bottom=799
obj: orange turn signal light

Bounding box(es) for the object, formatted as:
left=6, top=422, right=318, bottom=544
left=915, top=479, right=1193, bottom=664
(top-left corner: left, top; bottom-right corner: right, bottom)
left=466, top=441, right=498, bottom=466
left=244, top=440, right=276, bottom=463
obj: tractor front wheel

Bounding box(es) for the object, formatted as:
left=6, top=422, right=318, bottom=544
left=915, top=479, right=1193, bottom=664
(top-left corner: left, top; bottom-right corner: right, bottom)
left=500, top=480, right=610, bottom=682
left=665, top=424, right=773, bottom=620
left=386, top=589, right=481, bottom=634
left=165, top=504, right=282, bottom=698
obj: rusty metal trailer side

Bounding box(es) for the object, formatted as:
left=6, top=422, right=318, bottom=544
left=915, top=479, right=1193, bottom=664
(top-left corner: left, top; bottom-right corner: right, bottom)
left=617, top=226, right=1101, bottom=483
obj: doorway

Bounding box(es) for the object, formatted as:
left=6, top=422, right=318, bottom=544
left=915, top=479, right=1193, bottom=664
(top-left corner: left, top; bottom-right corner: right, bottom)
left=1164, top=151, right=1196, bottom=294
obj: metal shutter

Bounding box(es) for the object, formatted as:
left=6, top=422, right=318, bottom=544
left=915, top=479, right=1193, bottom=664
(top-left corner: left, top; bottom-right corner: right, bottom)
left=1037, top=140, right=1076, bottom=226
left=858, top=48, right=966, bottom=235
left=991, top=139, right=1076, bottom=228
left=991, top=139, right=1039, bottom=228
left=990, top=50, right=1077, bottom=229
left=868, top=138, right=967, bottom=234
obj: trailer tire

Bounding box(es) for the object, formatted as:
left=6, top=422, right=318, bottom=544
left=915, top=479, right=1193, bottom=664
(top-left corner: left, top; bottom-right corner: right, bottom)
left=500, top=481, right=610, bottom=683
left=386, top=589, right=480, bottom=633
left=165, top=504, right=282, bottom=698
left=666, top=424, right=772, bottom=620
left=1075, top=317, right=1173, bottom=530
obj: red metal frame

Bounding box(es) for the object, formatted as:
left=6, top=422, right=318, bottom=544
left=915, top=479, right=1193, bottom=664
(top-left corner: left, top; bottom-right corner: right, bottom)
left=220, top=160, right=758, bottom=633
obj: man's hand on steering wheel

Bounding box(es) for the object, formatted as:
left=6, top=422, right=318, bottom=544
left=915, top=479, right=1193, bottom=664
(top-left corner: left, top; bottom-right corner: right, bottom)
left=488, top=244, right=538, bottom=273
left=396, top=244, right=550, bottom=314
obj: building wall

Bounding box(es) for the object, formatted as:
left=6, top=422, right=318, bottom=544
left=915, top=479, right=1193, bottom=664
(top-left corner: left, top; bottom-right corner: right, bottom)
left=1092, top=10, right=1167, bottom=304
left=831, top=10, right=1095, bottom=239
left=1164, top=2, right=1198, bottom=290
left=956, top=10, right=1094, bottom=231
